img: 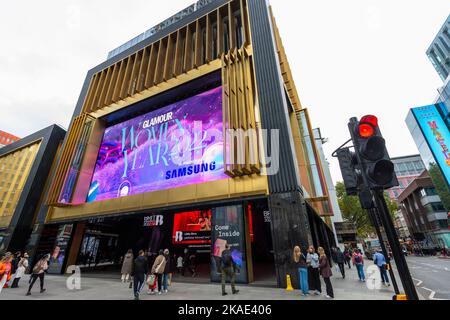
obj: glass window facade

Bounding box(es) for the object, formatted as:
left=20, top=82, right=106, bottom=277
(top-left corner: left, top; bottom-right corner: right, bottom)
left=426, top=15, right=450, bottom=81
left=0, top=141, right=41, bottom=228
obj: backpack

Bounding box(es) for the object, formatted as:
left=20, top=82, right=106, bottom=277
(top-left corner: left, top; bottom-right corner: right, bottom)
left=354, top=255, right=362, bottom=264
left=222, top=250, right=233, bottom=267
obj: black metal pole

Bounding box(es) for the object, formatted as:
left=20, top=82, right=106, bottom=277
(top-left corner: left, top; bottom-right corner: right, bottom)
left=373, top=190, right=419, bottom=300
left=368, top=208, right=400, bottom=295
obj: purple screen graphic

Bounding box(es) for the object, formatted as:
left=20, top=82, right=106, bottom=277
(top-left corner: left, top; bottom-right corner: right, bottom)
left=87, top=86, right=227, bottom=203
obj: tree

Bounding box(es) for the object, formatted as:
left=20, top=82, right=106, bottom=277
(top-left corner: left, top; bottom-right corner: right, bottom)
left=428, top=163, right=450, bottom=211
left=336, top=182, right=374, bottom=238
left=336, top=182, right=398, bottom=238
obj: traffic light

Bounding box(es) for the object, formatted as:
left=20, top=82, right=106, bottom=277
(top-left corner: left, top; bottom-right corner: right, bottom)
left=336, top=148, right=359, bottom=195
left=349, top=115, right=399, bottom=190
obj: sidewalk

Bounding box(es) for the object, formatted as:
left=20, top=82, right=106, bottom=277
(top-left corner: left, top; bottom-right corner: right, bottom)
left=0, top=264, right=396, bottom=300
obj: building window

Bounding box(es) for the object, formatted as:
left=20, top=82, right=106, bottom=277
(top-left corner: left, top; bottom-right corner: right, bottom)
left=439, top=36, right=450, bottom=52
left=424, top=202, right=446, bottom=213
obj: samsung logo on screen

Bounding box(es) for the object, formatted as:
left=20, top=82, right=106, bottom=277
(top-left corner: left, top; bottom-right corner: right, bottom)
left=165, top=162, right=217, bottom=180
left=142, top=112, right=173, bottom=129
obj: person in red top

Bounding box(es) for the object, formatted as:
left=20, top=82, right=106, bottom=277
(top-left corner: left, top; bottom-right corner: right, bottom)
left=0, top=252, right=13, bottom=293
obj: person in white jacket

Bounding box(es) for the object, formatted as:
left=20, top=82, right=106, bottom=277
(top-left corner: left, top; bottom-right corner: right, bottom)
left=11, top=253, right=29, bottom=288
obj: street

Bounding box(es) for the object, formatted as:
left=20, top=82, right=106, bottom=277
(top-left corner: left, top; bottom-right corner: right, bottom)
left=407, top=256, right=450, bottom=300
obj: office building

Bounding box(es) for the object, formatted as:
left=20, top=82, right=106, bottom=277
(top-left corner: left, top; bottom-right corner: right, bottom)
left=0, top=125, right=66, bottom=255
left=398, top=170, right=450, bottom=248
left=427, top=14, right=450, bottom=82
left=387, top=155, right=426, bottom=201
left=0, top=130, right=20, bottom=148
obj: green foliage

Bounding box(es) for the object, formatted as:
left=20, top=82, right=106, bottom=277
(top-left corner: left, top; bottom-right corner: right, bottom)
left=335, top=182, right=399, bottom=238
left=335, top=182, right=374, bottom=238
left=428, top=163, right=450, bottom=211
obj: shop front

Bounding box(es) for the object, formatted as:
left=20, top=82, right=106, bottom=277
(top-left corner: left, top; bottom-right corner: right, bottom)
left=38, top=198, right=276, bottom=285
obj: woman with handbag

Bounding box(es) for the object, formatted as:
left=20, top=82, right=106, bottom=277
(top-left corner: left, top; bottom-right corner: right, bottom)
left=318, top=247, right=334, bottom=299
left=150, top=250, right=166, bottom=295
left=26, top=254, right=50, bottom=296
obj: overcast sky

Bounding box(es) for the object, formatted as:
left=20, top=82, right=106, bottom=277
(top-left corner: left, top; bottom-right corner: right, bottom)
left=0, top=0, right=449, bottom=184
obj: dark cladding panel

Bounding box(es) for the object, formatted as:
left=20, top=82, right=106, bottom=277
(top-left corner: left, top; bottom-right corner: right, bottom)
left=268, top=193, right=312, bottom=288
left=247, top=0, right=300, bottom=194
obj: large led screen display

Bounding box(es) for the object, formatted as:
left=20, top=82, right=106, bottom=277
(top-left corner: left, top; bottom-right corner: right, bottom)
left=87, top=86, right=227, bottom=203
left=412, top=103, right=450, bottom=187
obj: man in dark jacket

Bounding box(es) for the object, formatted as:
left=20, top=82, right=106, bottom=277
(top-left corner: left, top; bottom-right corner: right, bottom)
left=11, top=252, right=21, bottom=275
left=132, top=250, right=148, bottom=300
left=220, top=244, right=239, bottom=296
left=336, top=248, right=346, bottom=279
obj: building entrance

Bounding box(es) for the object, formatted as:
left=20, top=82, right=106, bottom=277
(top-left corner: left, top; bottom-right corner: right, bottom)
left=41, top=199, right=277, bottom=286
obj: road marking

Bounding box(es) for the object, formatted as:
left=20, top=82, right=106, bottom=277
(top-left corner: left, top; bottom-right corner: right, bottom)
left=421, top=287, right=445, bottom=300
left=412, top=278, right=423, bottom=286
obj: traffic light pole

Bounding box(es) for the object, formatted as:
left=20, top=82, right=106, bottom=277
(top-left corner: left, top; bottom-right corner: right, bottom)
left=373, top=190, right=419, bottom=300
left=368, top=208, right=400, bottom=295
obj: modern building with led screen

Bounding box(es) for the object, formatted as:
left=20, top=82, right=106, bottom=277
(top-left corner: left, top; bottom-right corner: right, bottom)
left=36, top=0, right=337, bottom=288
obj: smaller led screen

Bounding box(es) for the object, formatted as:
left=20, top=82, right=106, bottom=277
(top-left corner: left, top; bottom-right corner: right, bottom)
left=412, top=103, right=450, bottom=187
left=172, top=210, right=212, bottom=245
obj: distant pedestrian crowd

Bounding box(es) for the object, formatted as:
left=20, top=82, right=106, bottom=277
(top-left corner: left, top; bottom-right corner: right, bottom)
left=0, top=251, right=51, bottom=296
left=120, top=247, right=204, bottom=300
left=290, top=245, right=391, bottom=299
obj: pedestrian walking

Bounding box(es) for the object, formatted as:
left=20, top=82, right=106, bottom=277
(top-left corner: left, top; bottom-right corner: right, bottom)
left=293, top=246, right=309, bottom=296
left=131, top=250, right=148, bottom=300
left=162, top=249, right=171, bottom=293
left=336, top=248, right=346, bottom=279
left=10, top=252, right=21, bottom=278
left=373, top=250, right=390, bottom=286
left=220, top=244, right=239, bottom=296
left=352, top=249, right=365, bottom=282
left=121, top=249, right=134, bottom=283
left=189, top=251, right=198, bottom=277
left=306, top=245, right=321, bottom=295
left=318, top=247, right=334, bottom=299
left=26, top=254, right=49, bottom=296
left=182, top=248, right=190, bottom=276
left=0, top=252, right=13, bottom=293
left=169, top=253, right=176, bottom=284
left=11, top=252, right=29, bottom=288
left=344, top=247, right=352, bottom=269
left=151, top=249, right=167, bottom=295
left=177, top=254, right=183, bottom=274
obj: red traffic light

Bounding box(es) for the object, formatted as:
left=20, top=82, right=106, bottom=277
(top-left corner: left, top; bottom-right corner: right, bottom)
left=358, top=115, right=378, bottom=138
left=361, top=115, right=378, bottom=127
